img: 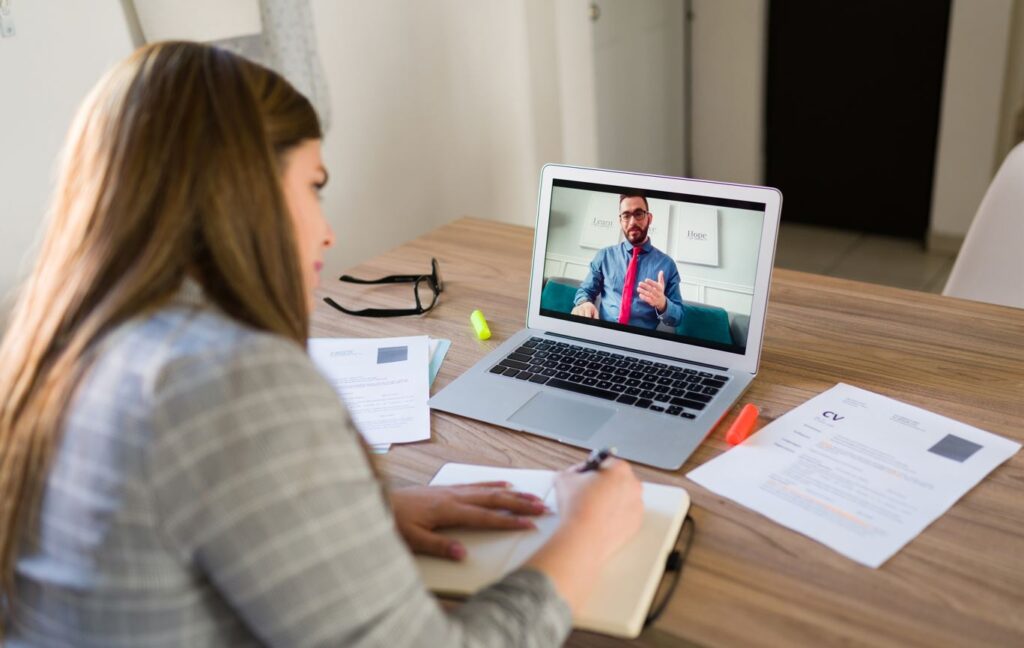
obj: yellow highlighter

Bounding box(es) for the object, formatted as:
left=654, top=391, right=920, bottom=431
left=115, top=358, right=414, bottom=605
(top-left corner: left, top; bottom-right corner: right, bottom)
left=470, top=309, right=491, bottom=340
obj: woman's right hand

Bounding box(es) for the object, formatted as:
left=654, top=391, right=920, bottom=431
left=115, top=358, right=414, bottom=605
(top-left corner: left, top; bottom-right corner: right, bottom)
left=524, top=457, right=644, bottom=614
left=554, top=459, right=644, bottom=562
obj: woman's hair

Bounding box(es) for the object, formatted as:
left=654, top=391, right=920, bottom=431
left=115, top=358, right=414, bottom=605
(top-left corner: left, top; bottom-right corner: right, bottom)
left=0, top=41, right=321, bottom=595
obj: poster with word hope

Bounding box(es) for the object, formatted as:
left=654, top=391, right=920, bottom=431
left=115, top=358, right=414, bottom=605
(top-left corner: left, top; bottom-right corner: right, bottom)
left=673, top=204, right=720, bottom=266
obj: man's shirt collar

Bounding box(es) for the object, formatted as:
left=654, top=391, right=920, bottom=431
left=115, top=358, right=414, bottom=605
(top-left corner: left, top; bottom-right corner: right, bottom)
left=621, top=239, right=654, bottom=253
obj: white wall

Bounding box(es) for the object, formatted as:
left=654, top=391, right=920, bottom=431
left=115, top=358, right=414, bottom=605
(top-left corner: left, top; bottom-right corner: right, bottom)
left=591, top=0, right=685, bottom=176
left=6, top=0, right=1011, bottom=311
left=930, top=0, right=1014, bottom=243
left=690, top=0, right=766, bottom=185
left=554, top=0, right=599, bottom=167
left=996, top=0, right=1024, bottom=166
left=0, top=1, right=578, bottom=311
left=308, top=0, right=577, bottom=276
left=0, top=1, right=134, bottom=307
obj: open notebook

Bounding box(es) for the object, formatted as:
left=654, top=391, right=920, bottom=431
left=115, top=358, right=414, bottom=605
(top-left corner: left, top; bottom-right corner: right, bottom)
left=415, top=463, right=690, bottom=638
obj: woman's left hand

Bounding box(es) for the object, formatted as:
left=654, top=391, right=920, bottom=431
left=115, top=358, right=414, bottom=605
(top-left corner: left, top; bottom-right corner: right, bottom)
left=389, top=482, right=547, bottom=561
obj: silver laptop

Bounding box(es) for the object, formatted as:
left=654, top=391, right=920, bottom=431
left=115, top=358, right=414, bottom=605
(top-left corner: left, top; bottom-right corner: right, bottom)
left=429, top=165, right=782, bottom=470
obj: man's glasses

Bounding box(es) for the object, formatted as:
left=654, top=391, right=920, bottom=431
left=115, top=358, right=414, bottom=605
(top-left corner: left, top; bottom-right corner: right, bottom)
left=323, top=258, right=444, bottom=317
left=619, top=209, right=651, bottom=222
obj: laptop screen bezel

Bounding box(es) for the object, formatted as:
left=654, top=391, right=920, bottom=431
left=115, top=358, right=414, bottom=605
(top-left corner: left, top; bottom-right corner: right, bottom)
left=525, top=164, right=781, bottom=375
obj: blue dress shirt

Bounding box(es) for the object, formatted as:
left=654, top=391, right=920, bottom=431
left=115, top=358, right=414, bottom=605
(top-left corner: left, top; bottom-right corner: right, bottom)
left=574, top=240, right=684, bottom=330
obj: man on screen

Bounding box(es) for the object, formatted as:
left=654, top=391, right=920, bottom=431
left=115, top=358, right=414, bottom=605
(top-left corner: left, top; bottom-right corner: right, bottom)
left=571, top=192, right=684, bottom=330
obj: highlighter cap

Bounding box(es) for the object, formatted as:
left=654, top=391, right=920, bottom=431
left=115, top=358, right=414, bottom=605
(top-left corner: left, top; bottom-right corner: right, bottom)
left=725, top=403, right=760, bottom=445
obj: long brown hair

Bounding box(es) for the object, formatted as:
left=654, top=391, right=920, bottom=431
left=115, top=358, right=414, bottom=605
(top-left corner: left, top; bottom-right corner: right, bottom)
left=0, top=42, right=321, bottom=596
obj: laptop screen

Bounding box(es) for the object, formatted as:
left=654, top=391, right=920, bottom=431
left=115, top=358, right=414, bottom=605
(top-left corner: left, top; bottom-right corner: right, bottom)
left=539, top=179, right=766, bottom=355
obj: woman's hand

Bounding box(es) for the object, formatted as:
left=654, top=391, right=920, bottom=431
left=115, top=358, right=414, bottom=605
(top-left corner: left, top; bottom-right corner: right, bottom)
left=553, top=459, right=644, bottom=563
left=389, top=482, right=547, bottom=560
left=523, top=458, right=644, bottom=614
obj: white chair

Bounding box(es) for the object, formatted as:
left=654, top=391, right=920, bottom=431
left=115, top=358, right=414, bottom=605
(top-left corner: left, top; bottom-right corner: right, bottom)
left=942, top=142, right=1024, bottom=308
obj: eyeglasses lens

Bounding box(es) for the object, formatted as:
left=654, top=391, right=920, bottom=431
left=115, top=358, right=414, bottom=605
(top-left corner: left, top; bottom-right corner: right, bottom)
left=415, top=277, right=439, bottom=311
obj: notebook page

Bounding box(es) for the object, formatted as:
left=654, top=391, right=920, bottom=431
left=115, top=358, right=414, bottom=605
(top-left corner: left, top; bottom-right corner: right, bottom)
left=576, top=483, right=690, bottom=637
left=499, top=485, right=563, bottom=574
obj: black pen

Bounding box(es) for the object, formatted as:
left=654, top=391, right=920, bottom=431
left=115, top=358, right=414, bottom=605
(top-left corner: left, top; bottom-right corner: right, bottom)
left=578, top=446, right=616, bottom=473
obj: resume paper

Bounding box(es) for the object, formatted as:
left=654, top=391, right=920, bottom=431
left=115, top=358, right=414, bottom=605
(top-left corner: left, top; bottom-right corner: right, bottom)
left=687, top=383, right=1020, bottom=568
left=308, top=336, right=432, bottom=446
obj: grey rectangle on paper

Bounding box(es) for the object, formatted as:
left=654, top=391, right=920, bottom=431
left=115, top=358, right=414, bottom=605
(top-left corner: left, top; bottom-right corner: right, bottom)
left=928, top=434, right=983, bottom=462
left=377, top=346, right=408, bottom=364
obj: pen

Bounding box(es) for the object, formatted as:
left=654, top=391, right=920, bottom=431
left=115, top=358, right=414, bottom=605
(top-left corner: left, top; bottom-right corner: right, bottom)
left=578, top=446, right=616, bottom=472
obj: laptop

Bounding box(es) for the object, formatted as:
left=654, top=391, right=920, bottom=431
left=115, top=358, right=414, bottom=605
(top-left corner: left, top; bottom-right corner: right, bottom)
left=429, top=165, right=782, bottom=470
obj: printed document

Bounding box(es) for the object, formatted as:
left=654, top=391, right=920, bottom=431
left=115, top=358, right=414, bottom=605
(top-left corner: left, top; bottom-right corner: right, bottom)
left=370, top=337, right=451, bottom=454
left=687, top=383, right=1020, bottom=567
left=308, top=336, right=431, bottom=446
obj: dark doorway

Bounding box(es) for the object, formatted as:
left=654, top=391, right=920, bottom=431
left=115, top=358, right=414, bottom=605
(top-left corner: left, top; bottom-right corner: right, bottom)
left=765, top=1, right=951, bottom=240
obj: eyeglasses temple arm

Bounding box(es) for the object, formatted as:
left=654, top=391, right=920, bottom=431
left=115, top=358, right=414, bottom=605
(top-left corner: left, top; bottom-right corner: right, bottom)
left=323, top=297, right=424, bottom=317
left=338, top=273, right=423, bottom=285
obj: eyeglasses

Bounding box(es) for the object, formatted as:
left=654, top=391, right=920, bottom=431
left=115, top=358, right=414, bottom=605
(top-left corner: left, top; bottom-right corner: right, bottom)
left=323, top=258, right=444, bottom=317
left=619, top=209, right=651, bottom=222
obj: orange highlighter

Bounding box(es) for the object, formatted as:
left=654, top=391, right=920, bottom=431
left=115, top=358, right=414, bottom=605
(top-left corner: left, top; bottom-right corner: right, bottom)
left=725, top=403, right=760, bottom=445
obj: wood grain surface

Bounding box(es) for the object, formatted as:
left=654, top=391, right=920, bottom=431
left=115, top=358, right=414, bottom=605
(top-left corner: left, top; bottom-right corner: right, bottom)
left=311, top=218, right=1024, bottom=647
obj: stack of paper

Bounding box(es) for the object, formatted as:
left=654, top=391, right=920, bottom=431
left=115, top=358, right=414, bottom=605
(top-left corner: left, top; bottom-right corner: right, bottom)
left=308, top=336, right=450, bottom=453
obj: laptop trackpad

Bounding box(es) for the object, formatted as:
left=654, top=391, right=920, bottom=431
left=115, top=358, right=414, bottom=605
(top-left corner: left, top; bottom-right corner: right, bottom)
left=507, top=392, right=614, bottom=441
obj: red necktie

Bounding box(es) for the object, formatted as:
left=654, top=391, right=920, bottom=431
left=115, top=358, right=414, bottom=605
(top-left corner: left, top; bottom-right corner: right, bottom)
left=618, top=246, right=641, bottom=325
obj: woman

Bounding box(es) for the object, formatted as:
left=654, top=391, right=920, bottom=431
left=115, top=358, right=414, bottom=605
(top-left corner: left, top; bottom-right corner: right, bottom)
left=0, top=42, right=643, bottom=646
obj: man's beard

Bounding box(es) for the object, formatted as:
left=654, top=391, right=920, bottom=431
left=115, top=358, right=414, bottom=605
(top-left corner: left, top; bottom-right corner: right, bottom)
left=625, top=224, right=648, bottom=245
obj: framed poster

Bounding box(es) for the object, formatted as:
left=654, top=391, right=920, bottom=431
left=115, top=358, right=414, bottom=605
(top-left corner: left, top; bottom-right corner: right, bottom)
left=645, top=198, right=670, bottom=251
left=673, top=204, right=720, bottom=266
left=578, top=212, right=620, bottom=249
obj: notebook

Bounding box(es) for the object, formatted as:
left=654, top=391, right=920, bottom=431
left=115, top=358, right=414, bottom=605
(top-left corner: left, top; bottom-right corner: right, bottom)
left=428, top=164, right=782, bottom=470
left=414, top=463, right=691, bottom=638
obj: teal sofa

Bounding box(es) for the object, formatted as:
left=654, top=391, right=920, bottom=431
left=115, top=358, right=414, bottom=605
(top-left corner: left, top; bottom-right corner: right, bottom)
left=540, top=278, right=581, bottom=314
left=540, top=277, right=736, bottom=346
left=675, top=302, right=733, bottom=346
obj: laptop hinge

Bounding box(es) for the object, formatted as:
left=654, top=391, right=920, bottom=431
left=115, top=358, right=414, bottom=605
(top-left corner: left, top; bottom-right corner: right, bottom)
left=544, top=331, right=730, bottom=372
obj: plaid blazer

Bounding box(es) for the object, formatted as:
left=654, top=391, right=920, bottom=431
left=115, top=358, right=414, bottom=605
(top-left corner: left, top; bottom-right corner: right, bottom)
left=8, top=283, right=570, bottom=647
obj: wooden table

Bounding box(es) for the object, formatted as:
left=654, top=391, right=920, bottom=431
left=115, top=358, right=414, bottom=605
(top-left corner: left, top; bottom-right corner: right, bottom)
left=311, top=218, right=1024, bottom=647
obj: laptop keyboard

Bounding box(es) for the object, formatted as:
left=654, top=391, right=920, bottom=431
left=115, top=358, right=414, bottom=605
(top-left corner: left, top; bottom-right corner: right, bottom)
left=488, top=337, right=729, bottom=419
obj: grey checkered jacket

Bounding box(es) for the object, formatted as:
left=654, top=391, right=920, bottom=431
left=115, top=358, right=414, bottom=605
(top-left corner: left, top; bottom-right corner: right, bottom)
left=6, top=285, right=570, bottom=647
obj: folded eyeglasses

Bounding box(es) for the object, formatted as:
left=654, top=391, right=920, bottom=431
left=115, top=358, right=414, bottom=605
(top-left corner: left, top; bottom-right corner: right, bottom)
left=323, top=257, right=444, bottom=317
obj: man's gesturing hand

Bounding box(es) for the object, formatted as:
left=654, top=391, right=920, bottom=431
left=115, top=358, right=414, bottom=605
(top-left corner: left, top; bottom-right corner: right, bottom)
left=637, top=270, right=667, bottom=312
